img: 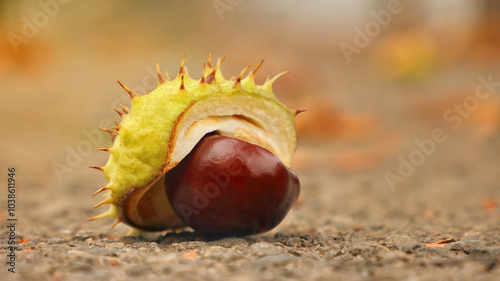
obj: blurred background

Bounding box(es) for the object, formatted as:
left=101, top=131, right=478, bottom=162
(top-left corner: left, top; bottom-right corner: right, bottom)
left=1, top=0, right=499, bottom=235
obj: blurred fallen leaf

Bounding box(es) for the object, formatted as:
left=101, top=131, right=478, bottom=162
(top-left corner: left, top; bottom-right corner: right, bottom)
left=468, top=13, right=500, bottom=61
left=372, top=29, right=439, bottom=81
left=295, top=97, right=385, bottom=143
left=18, top=238, right=28, bottom=244
left=0, top=27, right=52, bottom=74
left=482, top=198, right=498, bottom=212
left=354, top=226, right=364, bottom=232
left=340, top=113, right=383, bottom=142
left=425, top=238, right=455, bottom=248
left=182, top=250, right=198, bottom=259
left=293, top=96, right=400, bottom=172
left=423, top=209, right=434, bottom=219
left=295, top=99, right=344, bottom=141
left=472, top=97, right=500, bottom=140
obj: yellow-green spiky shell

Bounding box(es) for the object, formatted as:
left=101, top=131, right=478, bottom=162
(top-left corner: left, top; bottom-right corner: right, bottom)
left=90, top=56, right=298, bottom=233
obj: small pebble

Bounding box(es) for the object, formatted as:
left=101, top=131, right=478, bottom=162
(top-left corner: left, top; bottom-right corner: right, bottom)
left=469, top=247, right=500, bottom=257
left=47, top=237, right=66, bottom=244
left=248, top=242, right=287, bottom=257
left=249, top=254, right=296, bottom=268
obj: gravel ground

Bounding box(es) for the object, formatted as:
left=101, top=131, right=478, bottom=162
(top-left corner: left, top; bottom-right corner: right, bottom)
left=2, top=137, right=499, bottom=281
left=5, top=226, right=500, bottom=281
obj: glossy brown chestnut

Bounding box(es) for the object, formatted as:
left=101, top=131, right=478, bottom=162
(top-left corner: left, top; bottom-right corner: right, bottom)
left=164, top=134, right=300, bottom=236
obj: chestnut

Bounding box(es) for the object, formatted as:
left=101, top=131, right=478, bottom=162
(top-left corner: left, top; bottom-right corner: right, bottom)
left=164, top=135, right=300, bottom=236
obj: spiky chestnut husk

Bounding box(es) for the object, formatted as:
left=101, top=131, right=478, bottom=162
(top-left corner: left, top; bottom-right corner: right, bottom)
left=90, top=55, right=299, bottom=234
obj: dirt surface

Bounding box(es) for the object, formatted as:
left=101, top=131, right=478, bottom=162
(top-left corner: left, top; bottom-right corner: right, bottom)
left=2, top=135, right=499, bottom=280
left=1, top=1, right=500, bottom=281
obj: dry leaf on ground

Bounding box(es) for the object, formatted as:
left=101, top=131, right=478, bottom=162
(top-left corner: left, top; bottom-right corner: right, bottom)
left=425, top=239, right=455, bottom=248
